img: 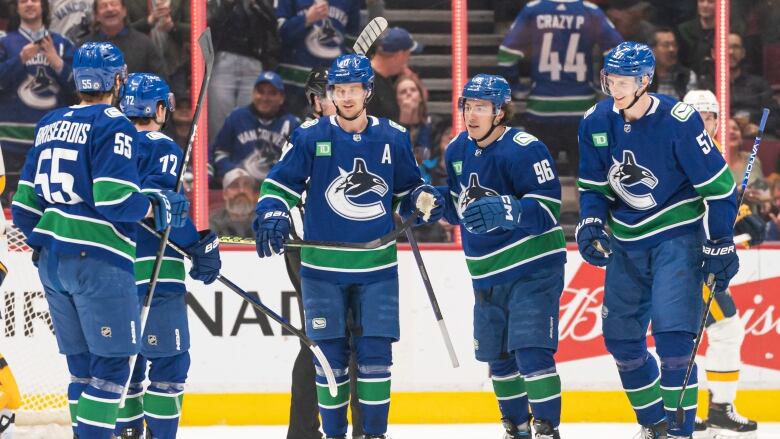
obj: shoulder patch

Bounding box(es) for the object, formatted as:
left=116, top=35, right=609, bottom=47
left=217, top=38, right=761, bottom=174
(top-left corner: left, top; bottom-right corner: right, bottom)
left=513, top=131, right=538, bottom=146
left=671, top=102, right=695, bottom=122
left=104, top=107, right=126, bottom=118
left=583, top=104, right=597, bottom=119
left=388, top=120, right=407, bottom=133
left=300, top=118, right=319, bottom=129
left=145, top=131, right=173, bottom=141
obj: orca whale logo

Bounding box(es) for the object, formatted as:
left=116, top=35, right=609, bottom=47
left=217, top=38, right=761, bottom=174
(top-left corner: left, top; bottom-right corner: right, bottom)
left=608, top=150, right=659, bottom=210
left=325, top=158, right=389, bottom=220
left=457, top=173, right=500, bottom=218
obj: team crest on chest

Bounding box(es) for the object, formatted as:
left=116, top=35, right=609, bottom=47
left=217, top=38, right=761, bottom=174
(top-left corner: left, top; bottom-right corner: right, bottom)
left=325, top=158, right=389, bottom=221
left=608, top=150, right=659, bottom=210
left=457, top=173, right=500, bottom=218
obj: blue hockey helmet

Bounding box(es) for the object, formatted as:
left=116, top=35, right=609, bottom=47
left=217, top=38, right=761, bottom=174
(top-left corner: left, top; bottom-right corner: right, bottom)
left=120, top=73, right=175, bottom=118
left=73, top=42, right=127, bottom=92
left=327, top=54, right=374, bottom=96
left=458, top=74, right=511, bottom=116
left=601, top=42, right=655, bottom=95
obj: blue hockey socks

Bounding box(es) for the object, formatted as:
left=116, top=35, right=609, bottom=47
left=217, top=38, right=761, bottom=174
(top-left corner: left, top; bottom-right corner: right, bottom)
left=656, top=332, right=698, bottom=437
left=355, top=337, right=393, bottom=436
left=515, top=348, right=561, bottom=428
left=314, top=338, right=351, bottom=437
left=66, top=353, right=90, bottom=435
left=605, top=338, right=665, bottom=427
left=489, top=357, right=529, bottom=428
left=76, top=356, right=129, bottom=439
left=144, top=352, right=190, bottom=439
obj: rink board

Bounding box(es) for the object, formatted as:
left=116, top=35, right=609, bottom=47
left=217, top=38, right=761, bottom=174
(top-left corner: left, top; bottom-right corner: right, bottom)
left=2, top=248, right=779, bottom=424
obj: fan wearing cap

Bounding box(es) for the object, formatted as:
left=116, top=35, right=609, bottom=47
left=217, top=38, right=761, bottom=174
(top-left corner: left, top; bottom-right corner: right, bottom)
left=576, top=42, right=738, bottom=438
left=209, top=168, right=259, bottom=238
left=367, top=27, right=422, bottom=122
left=435, top=73, right=566, bottom=439
left=254, top=53, right=443, bottom=439
left=209, top=71, right=300, bottom=186
left=114, top=72, right=221, bottom=439
left=10, top=42, right=189, bottom=439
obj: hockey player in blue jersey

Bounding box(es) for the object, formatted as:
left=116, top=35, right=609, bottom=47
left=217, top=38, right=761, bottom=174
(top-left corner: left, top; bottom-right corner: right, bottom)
left=254, top=53, right=443, bottom=439
left=497, top=0, right=622, bottom=175
left=437, top=74, right=566, bottom=439
left=10, top=42, right=189, bottom=439
left=576, top=42, right=739, bottom=439
left=209, top=71, right=301, bottom=185
left=0, top=0, right=77, bottom=199
left=113, top=73, right=222, bottom=439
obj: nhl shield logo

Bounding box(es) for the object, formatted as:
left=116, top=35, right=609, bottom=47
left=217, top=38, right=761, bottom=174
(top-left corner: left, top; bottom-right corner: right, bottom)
left=101, top=326, right=112, bottom=337
left=325, top=158, right=389, bottom=221
left=147, top=335, right=158, bottom=346
left=608, top=150, right=659, bottom=210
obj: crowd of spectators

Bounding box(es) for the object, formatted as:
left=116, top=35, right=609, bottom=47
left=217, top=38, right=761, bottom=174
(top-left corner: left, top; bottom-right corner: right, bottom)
left=3, top=0, right=780, bottom=242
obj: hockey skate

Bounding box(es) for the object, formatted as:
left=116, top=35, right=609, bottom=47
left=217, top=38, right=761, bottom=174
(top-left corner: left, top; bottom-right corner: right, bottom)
left=532, top=419, right=560, bottom=439
left=635, top=420, right=667, bottom=439
left=501, top=416, right=531, bottom=438
left=706, top=399, right=757, bottom=439
left=693, top=417, right=709, bottom=438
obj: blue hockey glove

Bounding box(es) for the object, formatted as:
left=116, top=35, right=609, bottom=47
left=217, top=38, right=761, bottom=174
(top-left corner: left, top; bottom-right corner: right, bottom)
left=411, top=184, right=444, bottom=223
left=702, top=238, right=739, bottom=292
left=462, top=195, right=522, bottom=233
left=148, top=190, right=189, bottom=231
left=576, top=217, right=611, bottom=267
left=253, top=210, right=291, bottom=258
left=187, top=230, right=221, bottom=285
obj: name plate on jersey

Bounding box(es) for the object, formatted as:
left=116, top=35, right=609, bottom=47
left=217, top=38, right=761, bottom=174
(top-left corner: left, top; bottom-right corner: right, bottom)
left=316, top=141, right=332, bottom=156
left=591, top=132, right=608, bottom=147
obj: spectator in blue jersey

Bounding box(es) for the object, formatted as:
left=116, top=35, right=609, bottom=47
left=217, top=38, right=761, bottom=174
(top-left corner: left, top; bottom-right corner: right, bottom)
left=48, top=0, right=94, bottom=44
left=207, top=0, right=279, bottom=143
left=648, top=27, right=696, bottom=100
left=209, top=168, right=259, bottom=238
left=275, top=0, right=360, bottom=118
left=83, top=0, right=167, bottom=77
left=497, top=0, right=622, bottom=176
left=368, top=27, right=422, bottom=122
left=0, top=0, right=75, bottom=202
left=209, top=71, right=300, bottom=187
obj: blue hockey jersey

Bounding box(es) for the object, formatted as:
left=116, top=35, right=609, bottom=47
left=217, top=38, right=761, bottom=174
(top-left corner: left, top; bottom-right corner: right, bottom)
left=135, top=130, right=199, bottom=296
left=210, top=106, right=300, bottom=182
left=498, top=0, right=622, bottom=121
left=11, top=104, right=151, bottom=273
left=256, top=115, right=424, bottom=283
left=275, top=0, right=360, bottom=87
left=442, top=128, right=566, bottom=289
left=0, top=28, right=76, bottom=157
left=577, top=94, right=738, bottom=250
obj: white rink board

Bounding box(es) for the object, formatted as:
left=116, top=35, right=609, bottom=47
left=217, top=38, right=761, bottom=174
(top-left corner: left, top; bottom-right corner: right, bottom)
left=3, top=249, right=780, bottom=396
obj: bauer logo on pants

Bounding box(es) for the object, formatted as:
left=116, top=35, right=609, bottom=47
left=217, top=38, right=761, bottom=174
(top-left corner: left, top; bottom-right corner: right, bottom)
left=312, top=318, right=327, bottom=329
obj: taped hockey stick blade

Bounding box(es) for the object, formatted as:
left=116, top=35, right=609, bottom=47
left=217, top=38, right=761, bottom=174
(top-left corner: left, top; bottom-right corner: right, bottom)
left=310, top=344, right=339, bottom=397
left=198, top=28, right=215, bottom=70
left=353, top=16, right=388, bottom=55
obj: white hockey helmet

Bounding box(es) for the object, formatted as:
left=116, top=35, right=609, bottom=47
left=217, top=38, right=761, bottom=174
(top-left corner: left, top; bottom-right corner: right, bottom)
left=683, top=89, right=719, bottom=115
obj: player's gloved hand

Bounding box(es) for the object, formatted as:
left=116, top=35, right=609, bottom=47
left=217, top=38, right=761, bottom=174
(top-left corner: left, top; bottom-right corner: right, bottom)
left=576, top=217, right=611, bottom=266
left=462, top=195, right=522, bottom=233
left=411, top=184, right=444, bottom=223
left=187, top=230, right=221, bottom=285
left=148, top=190, right=190, bottom=231
left=253, top=210, right=290, bottom=258
left=702, top=238, right=739, bottom=292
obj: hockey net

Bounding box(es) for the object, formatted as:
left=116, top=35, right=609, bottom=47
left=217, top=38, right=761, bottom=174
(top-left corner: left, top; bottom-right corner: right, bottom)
left=2, top=221, right=72, bottom=437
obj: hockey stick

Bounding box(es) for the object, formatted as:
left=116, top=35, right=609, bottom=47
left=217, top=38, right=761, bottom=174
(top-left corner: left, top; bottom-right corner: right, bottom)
left=404, top=227, right=459, bottom=368
left=353, top=16, right=388, bottom=55
left=219, top=210, right=418, bottom=249
left=674, top=108, right=770, bottom=427
left=137, top=220, right=340, bottom=398
left=120, top=29, right=214, bottom=407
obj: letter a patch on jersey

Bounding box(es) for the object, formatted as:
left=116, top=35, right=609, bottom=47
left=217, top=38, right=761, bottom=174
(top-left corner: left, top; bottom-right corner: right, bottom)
left=381, top=144, right=392, bottom=164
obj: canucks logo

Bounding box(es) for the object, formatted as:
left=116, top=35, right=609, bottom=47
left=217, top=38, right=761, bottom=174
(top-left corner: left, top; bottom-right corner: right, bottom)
left=608, top=150, right=659, bottom=210
left=325, top=158, right=389, bottom=221
left=457, top=173, right=499, bottom=219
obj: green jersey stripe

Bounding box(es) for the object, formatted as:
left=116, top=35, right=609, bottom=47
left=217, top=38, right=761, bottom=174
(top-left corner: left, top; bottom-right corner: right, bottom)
left=492, top=375, right=526, bottom=399
left=134, top=257, right=185, bottom=283
left=609, top=197, right=705, bottom=241
left=465, top=228, right=566, bottom=279
left=316, top=379, right=350, bottom=407
left=76, top=393, right=120, bottom=427
left=277, top=64, right=311, bottom=87
left=526, top=194, right=561, bottom=220
left=526, top=96, right=596, bottom=116
left=260, top=179, right=301, bottom=210
left=693, top=165, right=736, bottom=200
left=12, top=182, right=43, bottom=214
left=357, top=378, right=391, bottom=403
left=301, top=242, right=397, bottom=271
left=93, top=179, right=141, bottom=206
left=525, top=372, right=561, bottom=402
left=626, top=378, right=661, bottom=409
left=34, top=209, right=136, bottom=261
left=143, top=392, right=183, bottom=418
left=498, top=46, right=524, bottom=66
left=577, top=178, right=616, bottom=201
left=0, top=123, right=35, bottom=143
left=660, top=383, right=698, bottom=410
